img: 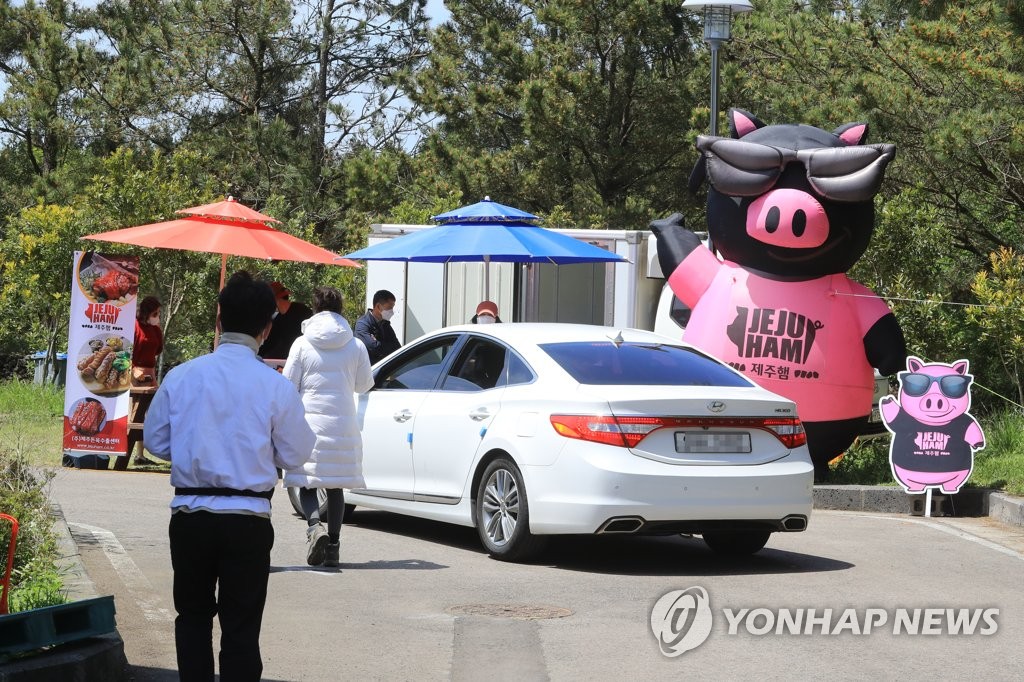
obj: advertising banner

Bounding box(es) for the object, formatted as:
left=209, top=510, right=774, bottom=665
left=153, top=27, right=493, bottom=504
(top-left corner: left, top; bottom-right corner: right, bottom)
left=62, top=251, right=140, bottom=456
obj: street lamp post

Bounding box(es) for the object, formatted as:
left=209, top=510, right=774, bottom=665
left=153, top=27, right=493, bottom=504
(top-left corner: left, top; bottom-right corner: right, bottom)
left=682, top=1, right=753, bottom=136
left=682, top=0, right=752, bottom=255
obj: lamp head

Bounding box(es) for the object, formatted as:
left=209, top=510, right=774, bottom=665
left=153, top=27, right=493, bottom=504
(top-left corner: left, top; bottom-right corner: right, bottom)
left=682, top=0, right=754, bottom=42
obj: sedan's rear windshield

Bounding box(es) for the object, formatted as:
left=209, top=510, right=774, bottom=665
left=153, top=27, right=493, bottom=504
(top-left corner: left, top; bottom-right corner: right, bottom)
left=539, top=342, right=754, bottom=387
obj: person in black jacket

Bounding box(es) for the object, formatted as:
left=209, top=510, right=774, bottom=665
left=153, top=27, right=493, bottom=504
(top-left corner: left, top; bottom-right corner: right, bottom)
left=354, top=289, right=401, bottom=364
left=258, top=281, right=312, bottom=360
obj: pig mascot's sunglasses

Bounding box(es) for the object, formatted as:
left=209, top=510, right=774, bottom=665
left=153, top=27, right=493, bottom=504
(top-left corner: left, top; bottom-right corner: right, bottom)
left=898, top=372, right=973, bottom=399
left=694, top=136, right=896, bottom=203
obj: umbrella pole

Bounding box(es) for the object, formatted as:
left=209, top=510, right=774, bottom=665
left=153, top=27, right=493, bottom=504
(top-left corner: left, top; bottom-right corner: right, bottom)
left=214, top=254, right=227, bottom=349
left=484, top=254, right=490, bottom=302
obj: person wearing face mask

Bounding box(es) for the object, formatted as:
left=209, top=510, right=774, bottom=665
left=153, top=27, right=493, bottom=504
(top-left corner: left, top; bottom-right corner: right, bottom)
left=129, top=296, right=165, bottom=465
left=133, top=296, right=165, bottom=383
left=355, top=289, right=401, bottom=364
left=470, top=300, right=502, bottom=324
left=258, top=281, right=313, bottom=361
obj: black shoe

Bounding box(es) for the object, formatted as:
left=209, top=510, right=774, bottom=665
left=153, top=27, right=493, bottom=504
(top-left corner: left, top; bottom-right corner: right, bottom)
left=324, top=542, right=340, bottom=568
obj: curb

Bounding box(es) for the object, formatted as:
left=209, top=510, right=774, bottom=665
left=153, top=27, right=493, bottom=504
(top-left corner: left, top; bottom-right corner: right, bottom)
left=989, top=492, right=1024, bottom=527
left=814, top=485, right=1024, bottom=524
left=0, top=505, right=129, bottom=681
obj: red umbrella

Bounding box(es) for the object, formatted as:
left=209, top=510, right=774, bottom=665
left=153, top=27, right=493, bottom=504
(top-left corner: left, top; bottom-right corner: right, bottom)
left=84, top=197, right=359, bottom=288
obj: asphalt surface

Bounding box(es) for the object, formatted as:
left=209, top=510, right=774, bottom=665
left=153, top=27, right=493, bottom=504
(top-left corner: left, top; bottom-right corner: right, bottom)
left=50, top=468, right=1024, bottom=681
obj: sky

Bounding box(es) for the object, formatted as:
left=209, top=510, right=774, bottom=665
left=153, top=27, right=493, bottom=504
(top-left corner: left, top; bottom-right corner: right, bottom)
left=426, top=0, right=451, bottom=26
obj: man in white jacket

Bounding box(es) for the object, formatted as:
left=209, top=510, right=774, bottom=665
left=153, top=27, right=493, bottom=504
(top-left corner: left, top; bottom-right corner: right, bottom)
left=145, top=271, right=315, bottom=681
left=283, top=286, right=374, bottom=567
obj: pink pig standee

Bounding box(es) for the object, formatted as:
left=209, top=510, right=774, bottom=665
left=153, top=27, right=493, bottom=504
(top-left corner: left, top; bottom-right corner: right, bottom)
left=880, top=357, right=985, bottom=494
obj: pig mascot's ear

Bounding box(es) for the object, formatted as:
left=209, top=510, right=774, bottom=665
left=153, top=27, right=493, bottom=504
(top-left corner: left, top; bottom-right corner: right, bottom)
left=906, top=356, right=925, bottom=372
left=952, top=360, right=970, bottom=376
left=728, top=109, right=766, bottom=139
left=834, top=122, right=869, bottom=146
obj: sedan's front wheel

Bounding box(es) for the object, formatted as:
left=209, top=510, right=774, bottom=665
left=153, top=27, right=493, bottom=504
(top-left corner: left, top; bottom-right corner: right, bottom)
left=475, top=458, right=546, bottom=562
left=701, top=530, right=771, bottom=556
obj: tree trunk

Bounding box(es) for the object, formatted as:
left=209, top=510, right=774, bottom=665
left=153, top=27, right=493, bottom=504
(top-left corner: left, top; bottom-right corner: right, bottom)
left=43, top=320, right=59, bottom=385
left=311, top=0, right=335, bottom=191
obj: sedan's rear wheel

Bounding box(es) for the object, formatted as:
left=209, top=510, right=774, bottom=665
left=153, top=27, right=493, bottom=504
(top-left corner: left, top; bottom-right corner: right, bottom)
left=702, top=530, right=771, bottom=556
left=475, top=458, right=546, bottom=561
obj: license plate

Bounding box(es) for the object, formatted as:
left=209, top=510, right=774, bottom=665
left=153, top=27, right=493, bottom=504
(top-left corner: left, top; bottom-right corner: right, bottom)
left=675, top=432, right=751, bottom=454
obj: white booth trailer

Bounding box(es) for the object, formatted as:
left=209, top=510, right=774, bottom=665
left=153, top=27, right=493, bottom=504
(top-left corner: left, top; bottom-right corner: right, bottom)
left=360, top=223, right=689, bottom=345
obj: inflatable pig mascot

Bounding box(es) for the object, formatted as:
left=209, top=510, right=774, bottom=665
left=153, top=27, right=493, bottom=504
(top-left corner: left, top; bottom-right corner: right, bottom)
left=651, top=109, right=907, bottom=481
left=881, top=357, right=984, bottom=494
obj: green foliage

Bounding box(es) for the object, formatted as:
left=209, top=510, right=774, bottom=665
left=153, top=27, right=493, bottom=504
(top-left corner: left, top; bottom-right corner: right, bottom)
left=971, top=408, right=1024, bottom=495
left=0, top=203, right=88, bottom=373
left=0, top=379, right=64, bottom=476
left=0, top=379, right=64, bottom=417
left=0, top=447, right=66, bottom=613
left=410, top=0, right=704, bottom=227
left=830, top=439, right=899, bottom=486
left=8, top=558, right=66, bottom=613
left=968, top=248, right=1024, bottom=406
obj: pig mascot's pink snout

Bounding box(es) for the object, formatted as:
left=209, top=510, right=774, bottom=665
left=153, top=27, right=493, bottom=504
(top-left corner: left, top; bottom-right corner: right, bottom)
left=746, top=189, right=829, bottom=249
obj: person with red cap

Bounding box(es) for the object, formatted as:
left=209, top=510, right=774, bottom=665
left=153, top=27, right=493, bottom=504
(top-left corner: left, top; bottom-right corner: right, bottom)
left=471, top=300, right=502, bottom=324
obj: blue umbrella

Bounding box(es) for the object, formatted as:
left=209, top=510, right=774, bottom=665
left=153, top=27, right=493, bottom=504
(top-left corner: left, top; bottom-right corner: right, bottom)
left=344, top=200, right=627, bottom=301
left=344, top=221, right=626, bottom=264
left=430, top=196, right=540, bottom=224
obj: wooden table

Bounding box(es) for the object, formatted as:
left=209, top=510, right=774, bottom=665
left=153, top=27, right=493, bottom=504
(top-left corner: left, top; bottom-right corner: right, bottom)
left=113, top=385, right=157, bottom=471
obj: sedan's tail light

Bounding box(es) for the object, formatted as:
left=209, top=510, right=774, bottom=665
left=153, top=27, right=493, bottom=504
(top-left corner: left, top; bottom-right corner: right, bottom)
left=550, top=415, right=661, bottom=448
left=549, top=415, right=806, bottom=449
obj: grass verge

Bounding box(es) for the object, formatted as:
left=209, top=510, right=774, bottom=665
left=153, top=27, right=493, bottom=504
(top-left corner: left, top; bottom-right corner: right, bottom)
left=0, top=379, right=64, bottom=470
left=1, top=381, right=67, bottom=611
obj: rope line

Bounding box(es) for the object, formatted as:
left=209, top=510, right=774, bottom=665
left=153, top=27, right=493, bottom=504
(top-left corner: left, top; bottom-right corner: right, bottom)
left=832, top=290, right=1013, bottom=310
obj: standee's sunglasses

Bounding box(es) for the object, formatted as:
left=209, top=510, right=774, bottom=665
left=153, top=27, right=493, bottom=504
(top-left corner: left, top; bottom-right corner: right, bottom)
left=695, top=136, right=896, bottom=203
left=898, top=372, right=973, bottom=399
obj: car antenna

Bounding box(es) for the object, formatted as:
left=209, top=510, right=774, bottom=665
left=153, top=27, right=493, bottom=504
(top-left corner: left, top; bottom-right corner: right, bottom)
left=608, top=330, right=624, bottom=347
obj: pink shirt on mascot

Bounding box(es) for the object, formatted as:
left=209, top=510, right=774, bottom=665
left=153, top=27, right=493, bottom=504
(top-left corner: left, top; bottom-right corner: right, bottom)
left=670, top=248, right=893, bottom=423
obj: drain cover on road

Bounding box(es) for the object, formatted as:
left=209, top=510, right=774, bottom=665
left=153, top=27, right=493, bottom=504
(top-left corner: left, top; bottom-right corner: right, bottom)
left=446, top=604, right=573, bottom=620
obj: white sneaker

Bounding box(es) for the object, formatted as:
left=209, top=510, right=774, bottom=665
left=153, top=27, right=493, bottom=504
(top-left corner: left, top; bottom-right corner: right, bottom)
left=306, top=524, right=328, bottom=566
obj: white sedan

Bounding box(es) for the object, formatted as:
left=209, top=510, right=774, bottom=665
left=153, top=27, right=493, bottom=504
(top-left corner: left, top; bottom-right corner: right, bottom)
left=343, top=323, right=813, bottom=561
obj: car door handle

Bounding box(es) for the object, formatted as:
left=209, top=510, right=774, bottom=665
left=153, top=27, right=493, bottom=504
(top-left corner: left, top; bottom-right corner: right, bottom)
left=469, top=407, right=491, bottom=421
left=393, top=409, right=413, bottom=423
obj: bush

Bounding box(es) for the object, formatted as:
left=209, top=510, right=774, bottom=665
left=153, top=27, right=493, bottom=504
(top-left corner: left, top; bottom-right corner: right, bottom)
left=0, top=353, right=33, bottom=382
left=0, top=451, right=67, bottom=612
left=830, top=438, right=896, bottom=485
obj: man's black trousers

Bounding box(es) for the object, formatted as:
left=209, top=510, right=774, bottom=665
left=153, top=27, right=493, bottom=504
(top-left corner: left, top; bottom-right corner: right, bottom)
left=169, top=510, right=274, bottom=681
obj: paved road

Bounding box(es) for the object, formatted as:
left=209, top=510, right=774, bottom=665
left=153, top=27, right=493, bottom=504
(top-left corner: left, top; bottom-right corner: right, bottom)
left=50, top=468, right=1024, bottom=681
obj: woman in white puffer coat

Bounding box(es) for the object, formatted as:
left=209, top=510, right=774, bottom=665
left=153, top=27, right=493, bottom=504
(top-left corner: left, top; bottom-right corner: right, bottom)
left=283, top=286, right=374, bottom=567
